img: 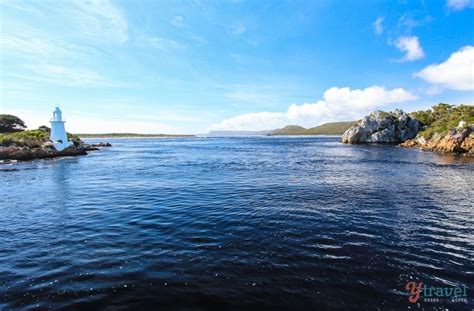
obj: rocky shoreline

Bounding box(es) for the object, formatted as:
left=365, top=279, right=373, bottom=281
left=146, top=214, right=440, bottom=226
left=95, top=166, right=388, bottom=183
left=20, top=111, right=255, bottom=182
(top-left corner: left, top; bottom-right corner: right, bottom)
left=0, top=142, right=112, bottom=163
left=399, top=127, right=474, bottom=156
left=342, top=105, right=474, bottom=156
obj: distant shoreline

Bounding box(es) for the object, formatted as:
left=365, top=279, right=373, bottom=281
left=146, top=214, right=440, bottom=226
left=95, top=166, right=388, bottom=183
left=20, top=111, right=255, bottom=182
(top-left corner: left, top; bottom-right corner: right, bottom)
left=78, top=133, right=195, bottom=138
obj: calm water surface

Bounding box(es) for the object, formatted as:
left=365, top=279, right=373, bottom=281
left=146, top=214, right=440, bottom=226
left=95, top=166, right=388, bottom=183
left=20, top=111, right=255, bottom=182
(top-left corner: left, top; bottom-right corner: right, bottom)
left=1, top=136, right=473, bottom=310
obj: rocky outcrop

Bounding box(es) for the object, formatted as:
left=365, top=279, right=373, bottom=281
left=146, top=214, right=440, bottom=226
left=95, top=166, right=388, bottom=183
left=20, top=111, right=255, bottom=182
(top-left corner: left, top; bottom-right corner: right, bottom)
left=400, top=127, right=474, bottom=156
left=86, top=142, right=112, bottom=148
left=0, top=140, right=112, bottom=162
left=82, top=142, right=113, bottom=151
left=0, top=144, right=87, bottom=161
left=342, top=110, right=421, bottom=144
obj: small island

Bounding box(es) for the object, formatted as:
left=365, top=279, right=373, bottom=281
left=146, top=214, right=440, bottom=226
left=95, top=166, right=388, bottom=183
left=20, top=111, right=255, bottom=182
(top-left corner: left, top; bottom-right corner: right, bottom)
left=0, top=108, right=111, bottom=162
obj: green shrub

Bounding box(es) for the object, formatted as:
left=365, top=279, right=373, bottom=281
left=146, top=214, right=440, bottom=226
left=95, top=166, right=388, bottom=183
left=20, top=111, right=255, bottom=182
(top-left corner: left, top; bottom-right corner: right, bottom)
left=0, top=130, right=49, bottom=147
left=412, top=104, right=474, bottom=139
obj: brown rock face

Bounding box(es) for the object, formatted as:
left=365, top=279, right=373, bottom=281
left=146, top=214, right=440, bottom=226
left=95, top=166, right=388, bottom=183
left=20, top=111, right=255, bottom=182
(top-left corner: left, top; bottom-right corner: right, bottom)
left=460, top=134, right=474, bottom=155
left=399, top=140, right=418, bottom=148
left=399, top=127, right=474, bottom=156
left=428, top=129, right=469, bottom=154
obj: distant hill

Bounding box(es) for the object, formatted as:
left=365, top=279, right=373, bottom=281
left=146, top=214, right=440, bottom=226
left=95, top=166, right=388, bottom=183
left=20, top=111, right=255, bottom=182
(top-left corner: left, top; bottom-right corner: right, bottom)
left=207, top=130, right=271, bottom=136
left=270, top=121, right=356, bottom=135
left=270, top=125, right=308, bottom=135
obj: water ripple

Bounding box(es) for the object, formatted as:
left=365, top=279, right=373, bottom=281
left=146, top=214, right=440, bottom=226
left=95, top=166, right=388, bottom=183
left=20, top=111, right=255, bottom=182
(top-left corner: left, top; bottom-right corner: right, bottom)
left=1, top=137, right=473, bottom=310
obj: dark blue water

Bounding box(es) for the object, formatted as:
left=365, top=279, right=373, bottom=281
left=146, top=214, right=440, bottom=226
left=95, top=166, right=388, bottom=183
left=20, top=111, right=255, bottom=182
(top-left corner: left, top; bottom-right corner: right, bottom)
left=1, top=136, right=473, bottom=310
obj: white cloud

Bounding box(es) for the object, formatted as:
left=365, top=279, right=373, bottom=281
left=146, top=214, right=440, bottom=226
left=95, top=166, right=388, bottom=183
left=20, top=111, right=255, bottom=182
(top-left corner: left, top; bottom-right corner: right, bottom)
left=171, top=15, right=185, bottom=27
left=18, top=64, right=125, bottom=87
left=210, top=112, right=285, bottom=131
left=209, top=86, right=417, bottom=131
left=232, top=24, right=247, bottom=35
left=415, top=45, right=474, bottom=91
left=447, top=0, right=474, bottom=10
left=146, top=37, right=186, bottom=50
left=394, top=36, right=424, bottom=62
left=0, top=27, right=99, bottom=61
left=2, top=108, right=177, bottom=134
left=225, top=91, right=277, bottom=105
left=72, top=0, right=128, bottom=43
left=373, top=17, right=384, bottom=35
left=1, top=35, right=65, bottom=57
left=1, top=0, right=128, bottom=45
left=68, top=117, right=176, bottom=134
left=398, top=13, right=432, bottom=32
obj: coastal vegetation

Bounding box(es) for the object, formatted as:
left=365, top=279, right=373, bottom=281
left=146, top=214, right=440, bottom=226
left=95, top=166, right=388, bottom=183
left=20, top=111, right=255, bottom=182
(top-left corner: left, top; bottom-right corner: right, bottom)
left=0, top=124, right=82, bottom=147
left=0, top=115, right=49, bottom=147
left=0, top=114, right=26, bottom=133
left=410, top=104, right=474, bottom=139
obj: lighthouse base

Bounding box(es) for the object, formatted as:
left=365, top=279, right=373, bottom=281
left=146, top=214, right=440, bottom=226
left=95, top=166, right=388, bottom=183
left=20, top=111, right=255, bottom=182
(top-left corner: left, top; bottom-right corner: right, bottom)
left=50, top=119, right=73, bottom=152
left=53, top=141, right=74, bottom=152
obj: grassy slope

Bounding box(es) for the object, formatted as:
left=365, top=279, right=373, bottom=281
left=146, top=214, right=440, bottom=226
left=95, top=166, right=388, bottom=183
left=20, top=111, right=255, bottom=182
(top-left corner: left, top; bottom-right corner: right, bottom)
left=0, top=130, right=49, bottom=147
left=270, top=125, right=307, bottom=135
left=270, top=121, right=356, bottom=135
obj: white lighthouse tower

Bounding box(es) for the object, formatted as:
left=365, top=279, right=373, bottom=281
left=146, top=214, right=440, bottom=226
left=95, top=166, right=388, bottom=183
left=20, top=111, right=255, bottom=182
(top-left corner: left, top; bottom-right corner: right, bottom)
left=50, top=107, right=73, bottom=151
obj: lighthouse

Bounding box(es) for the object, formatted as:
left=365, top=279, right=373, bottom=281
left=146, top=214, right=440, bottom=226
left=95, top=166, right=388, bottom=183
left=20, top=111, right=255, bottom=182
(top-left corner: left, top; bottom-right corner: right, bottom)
left=50, top=107, right=73, bottom=151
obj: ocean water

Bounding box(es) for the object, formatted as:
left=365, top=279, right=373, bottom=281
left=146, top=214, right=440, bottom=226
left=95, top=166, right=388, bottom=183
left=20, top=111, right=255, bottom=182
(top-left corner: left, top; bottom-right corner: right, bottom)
left=0, top=136, right=473, bottom=310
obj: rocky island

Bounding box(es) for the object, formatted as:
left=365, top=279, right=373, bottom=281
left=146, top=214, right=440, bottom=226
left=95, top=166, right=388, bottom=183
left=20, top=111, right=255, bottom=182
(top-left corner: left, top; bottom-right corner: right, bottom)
left=0, top=114, right=111, bottom=162
left=342, top=104, right=474, bottom=156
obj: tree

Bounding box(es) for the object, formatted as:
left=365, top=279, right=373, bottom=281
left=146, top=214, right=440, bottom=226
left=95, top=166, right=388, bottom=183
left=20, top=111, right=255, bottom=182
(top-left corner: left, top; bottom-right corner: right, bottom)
left=38, top=125, right=51, bottom=133
left=0, top=114, right=27, bottom=133
left=432, top=103, right=453, bottom=115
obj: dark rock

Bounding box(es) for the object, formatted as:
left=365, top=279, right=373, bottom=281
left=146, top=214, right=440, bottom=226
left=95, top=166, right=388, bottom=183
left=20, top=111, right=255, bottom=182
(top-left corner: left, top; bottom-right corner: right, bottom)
left=92, top=142, right=112, bottom=147
left=0, top=145, right=87, bottom=161
left=83, top=142, right=112, bottom=151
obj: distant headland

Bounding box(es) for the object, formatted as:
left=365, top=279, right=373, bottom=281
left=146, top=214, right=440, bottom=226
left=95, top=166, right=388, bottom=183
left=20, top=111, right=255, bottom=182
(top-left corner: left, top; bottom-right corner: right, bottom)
left=269, top=121, right=356, bottom=136
left=207, top=122, right=356, bottom=136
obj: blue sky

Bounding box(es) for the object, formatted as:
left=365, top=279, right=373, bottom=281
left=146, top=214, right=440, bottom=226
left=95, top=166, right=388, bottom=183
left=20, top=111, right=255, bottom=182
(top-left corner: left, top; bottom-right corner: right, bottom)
left=1, top=0, right=473, bottom=133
